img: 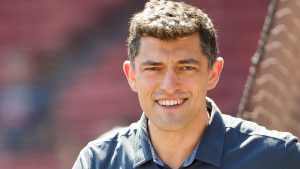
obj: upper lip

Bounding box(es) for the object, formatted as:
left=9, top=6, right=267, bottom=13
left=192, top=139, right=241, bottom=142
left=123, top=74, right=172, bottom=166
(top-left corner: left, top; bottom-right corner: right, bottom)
left=155, top=97, right=187, bottom=101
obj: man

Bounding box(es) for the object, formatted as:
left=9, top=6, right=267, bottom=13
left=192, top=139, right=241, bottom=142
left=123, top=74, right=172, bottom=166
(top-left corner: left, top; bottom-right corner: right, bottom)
left=73, top=0, right=300, bottom=168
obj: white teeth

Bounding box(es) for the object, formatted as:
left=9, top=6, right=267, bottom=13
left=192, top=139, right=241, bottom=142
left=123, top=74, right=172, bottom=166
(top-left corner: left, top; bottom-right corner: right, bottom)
left=158, top=99, right=184, bottom=106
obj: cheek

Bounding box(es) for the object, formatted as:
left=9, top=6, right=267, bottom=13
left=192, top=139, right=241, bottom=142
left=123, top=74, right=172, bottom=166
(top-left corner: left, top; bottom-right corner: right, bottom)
left=136, top=79, right=156, bottom=102
left=136, top=75, right=159, bottom=93
left=137, top=87, right=155, bottom=114
left=185, top=77, right=209, bottom=95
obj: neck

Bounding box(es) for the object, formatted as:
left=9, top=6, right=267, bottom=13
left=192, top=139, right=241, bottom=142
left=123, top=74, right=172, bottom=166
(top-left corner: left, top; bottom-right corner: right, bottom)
left=148, top=111, right=209, bottom=169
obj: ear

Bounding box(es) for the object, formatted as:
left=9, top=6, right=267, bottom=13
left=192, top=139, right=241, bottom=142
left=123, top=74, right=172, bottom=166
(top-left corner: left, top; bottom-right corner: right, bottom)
left=123, top=60, right=137, bottom=92
left=207, top=57, right=224, bottom=90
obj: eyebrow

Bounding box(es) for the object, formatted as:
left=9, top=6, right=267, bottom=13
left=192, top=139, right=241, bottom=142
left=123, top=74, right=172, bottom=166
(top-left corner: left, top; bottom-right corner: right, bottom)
left=141, top=58, right=200, bottom=66
left=141, top=60, right=163, bottom=66
left=178, top=58, right=200, bottom=65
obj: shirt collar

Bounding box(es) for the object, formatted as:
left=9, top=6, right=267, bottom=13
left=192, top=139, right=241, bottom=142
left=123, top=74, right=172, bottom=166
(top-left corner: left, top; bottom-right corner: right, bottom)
left=133, top=113, right=153, bottom=168
left=194, top=97, right=226, bottom=167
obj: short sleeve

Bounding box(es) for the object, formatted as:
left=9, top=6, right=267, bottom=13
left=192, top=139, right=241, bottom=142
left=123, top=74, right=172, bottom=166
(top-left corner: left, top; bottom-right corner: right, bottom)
left=284, top=134, right=300, bottom=169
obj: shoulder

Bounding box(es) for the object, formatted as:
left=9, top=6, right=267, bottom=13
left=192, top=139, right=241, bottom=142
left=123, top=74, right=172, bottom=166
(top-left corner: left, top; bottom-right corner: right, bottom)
left=221, top=113, right=295, bottom=142
left=90, top=123, right=137, bottom=146
left=87, top=122, right=139, bottom=155
left=208, top=98, right=292, bottom=142
left=72, top=123, right=139, bottom=169
left=220, top=114, right=300, bottom=167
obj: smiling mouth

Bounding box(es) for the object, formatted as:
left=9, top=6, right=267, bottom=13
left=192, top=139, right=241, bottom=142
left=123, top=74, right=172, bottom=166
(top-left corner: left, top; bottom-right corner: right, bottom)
left=156, top=98, right=187, bottom=106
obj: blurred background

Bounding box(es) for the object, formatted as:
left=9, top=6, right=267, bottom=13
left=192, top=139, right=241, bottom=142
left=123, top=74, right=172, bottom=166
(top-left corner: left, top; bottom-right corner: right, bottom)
left=0, top=0, right=271, bottom=168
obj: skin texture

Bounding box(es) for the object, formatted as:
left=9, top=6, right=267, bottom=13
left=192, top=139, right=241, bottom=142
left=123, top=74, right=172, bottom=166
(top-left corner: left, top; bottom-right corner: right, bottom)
left=123, top=33, right=223, bottom=169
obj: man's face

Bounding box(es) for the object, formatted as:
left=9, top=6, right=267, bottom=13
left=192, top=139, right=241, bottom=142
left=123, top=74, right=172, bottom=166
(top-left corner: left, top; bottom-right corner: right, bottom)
left=124, top=33, right=223, bottom=131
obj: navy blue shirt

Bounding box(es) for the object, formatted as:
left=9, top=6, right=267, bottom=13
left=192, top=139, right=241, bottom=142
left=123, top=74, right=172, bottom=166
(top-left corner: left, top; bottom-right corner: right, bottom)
left=72, top=98, right=300, bottom=169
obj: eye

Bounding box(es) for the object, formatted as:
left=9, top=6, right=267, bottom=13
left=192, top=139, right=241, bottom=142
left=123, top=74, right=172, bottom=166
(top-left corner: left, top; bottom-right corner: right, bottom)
left=180, top=66, right=196, bottom=71
left=144, top=67, right=161, bottom=71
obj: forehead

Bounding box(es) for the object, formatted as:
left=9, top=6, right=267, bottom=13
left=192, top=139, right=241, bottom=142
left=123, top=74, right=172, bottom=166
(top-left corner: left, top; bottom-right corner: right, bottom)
left=135, top=34, right=207, bottom=64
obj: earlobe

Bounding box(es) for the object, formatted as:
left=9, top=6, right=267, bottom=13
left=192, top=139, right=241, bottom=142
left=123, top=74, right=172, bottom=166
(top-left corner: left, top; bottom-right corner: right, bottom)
left=123, top=60, right=137, bottom=92
left=208, top=57, right=224, bottom=90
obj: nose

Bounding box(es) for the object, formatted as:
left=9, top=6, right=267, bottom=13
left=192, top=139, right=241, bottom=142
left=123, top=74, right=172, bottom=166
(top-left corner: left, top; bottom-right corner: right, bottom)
left=160, top=69, right=180, bottom=94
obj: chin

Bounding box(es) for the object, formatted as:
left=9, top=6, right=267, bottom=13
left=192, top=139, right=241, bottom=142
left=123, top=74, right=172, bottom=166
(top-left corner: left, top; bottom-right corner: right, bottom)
left=154, top=117, right=187, bottom=131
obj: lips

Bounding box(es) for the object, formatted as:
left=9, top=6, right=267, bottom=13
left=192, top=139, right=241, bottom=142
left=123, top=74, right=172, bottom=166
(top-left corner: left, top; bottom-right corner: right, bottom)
left=157, top=98, right=187, bottom=106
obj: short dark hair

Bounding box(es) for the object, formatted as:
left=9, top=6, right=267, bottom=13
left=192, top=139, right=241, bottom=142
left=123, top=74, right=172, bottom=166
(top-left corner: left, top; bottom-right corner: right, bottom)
left=127, top=0, right=219, bottom=69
